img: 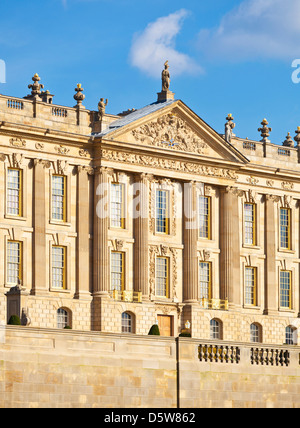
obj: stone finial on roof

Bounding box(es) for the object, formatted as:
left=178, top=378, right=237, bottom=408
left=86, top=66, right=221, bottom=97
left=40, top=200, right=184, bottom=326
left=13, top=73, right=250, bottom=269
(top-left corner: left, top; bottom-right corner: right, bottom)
left=24, top=73, right=45, bottom=99
left=74, top=83, right=85, bottom=107
left=258, top=118, right=272, bottom=143
left=224, top=113, right=236, bottom=143
left=294, top=127, right=300, bottom=148
left=283, top=132, right=294, bottom=148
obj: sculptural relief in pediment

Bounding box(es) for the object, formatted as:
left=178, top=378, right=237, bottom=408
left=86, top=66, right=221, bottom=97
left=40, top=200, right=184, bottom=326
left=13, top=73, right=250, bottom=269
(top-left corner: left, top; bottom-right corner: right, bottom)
left=131, top=113, right=209, bottom=155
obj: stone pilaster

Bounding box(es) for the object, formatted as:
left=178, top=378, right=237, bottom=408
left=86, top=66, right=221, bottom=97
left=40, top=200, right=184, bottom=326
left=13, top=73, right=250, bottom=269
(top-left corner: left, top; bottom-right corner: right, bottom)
left=133, top=173, right=152, bottom=300
left=93, top=166, right=113, bottom=296
left=264, top=195, right=279, bottom=315
left=183, top=181, right=198, bottom=303
left=32, top=159, right=50, bottom=295
left=220, top=186, right=242, bottom=308
left=75, top=166, right=94, bottom=300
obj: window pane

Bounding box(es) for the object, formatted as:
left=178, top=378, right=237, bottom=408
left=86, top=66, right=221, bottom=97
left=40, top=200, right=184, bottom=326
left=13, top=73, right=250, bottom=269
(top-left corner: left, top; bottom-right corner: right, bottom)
left=7, top=169, right=21, bottom=216
left=286, top=327, right=294, bottom=345
left=122, top=312, right=132, bottom=333
left=210, top=319, right=220, bottom=340
left=52, top=246, right=66, bottom=289
left=52, top=175, right=66, bottom=221
left=156, top=190, right=169, bottom=234
left=57, top=308, right=69, bottom=329
left=7, top=241, right=22, bottom=284
left=280, top=208, right=290, bottom=249
left=244, top=203, right=255, bottom=245
left=245, top=267, right=256, bottom=306
left=199, top=262, right=211, bottom=299
left=111, top=252, right=124, bottom=291
left=280, top=271, right=291, bottom=308
left=250, top=324, right=260, bottom=343
left=156, top=257, right=169, bottom=297
left=111, top=183, right=124, bottom=228
left=199, top=196, right=210, bottom=239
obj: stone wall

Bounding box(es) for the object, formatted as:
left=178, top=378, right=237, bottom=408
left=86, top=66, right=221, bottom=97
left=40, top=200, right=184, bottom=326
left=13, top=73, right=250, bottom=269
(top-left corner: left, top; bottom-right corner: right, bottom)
left=0, top=327, right=300, bottom=408
left=0, top=327, right=177, bottom=408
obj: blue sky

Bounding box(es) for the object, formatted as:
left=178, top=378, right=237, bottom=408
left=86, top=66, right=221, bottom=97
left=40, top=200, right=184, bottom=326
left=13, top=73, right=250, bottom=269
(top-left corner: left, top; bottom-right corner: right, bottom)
left=1, top=0, right=300, bottom=144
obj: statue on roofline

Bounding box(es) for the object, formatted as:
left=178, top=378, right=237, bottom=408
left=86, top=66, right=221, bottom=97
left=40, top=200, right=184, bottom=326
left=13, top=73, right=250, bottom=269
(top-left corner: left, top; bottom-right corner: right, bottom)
left=162, top=61, right=171, bottom=92
left=98, top=98, right=108, bottom=121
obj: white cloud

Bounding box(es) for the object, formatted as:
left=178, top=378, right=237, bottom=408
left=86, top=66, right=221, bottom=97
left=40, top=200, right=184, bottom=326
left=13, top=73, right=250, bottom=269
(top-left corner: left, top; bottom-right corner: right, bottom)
left=197, top=0, right=300, bottom=61
left=129, top=10, right=203, bottom=78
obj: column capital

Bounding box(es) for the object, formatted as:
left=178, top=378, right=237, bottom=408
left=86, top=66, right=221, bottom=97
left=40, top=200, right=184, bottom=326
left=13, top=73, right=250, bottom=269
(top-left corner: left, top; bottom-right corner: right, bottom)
left=77, top=165, right=95, bottom=176
left=94, top=166, right=114, bottom=176
left=222, top=186, right=244, bottom=197
left=33, top=158, right=51, bottom=169
left=134, top=172, right=154, bottom=183
left=265, top=194, right=280, bottom=203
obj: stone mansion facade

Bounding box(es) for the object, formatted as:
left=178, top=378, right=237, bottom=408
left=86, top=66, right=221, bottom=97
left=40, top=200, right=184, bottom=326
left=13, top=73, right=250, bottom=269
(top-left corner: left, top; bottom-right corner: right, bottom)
left=1, top=69, right=300, bottom=346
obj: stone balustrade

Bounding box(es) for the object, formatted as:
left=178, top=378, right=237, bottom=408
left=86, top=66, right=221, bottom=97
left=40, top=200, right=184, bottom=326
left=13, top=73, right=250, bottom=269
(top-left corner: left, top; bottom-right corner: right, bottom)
left=196, top=339, right=294, bottom=368
left=200, top=298, right=229, bottom=311
left=109, top=290, right=142, bottom=303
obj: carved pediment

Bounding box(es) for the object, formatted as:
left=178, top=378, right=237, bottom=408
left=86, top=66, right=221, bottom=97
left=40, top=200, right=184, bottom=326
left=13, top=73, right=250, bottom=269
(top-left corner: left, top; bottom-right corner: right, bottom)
left=100, top=100, right=248, bottom=164
left=132, top=113, right=209, bottom=155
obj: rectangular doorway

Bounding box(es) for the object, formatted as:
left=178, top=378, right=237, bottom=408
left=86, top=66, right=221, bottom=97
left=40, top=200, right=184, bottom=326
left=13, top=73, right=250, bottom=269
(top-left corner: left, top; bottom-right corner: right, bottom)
left=157, top=315, right=173, bottom=337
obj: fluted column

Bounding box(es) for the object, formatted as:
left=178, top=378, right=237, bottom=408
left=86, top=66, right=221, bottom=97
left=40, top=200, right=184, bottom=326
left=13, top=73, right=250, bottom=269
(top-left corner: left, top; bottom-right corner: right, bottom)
left=93, top=167, right=112, bottom=296
left=134, top=173, right=152, bottom=300
left=264, top=195, right=279, bottom=315
left=76, top=166, right=94, bottom=299
left=183, top=181, right=198, bottom=302
left=220, top=186, right=241, bottom=308
left=32, top=159, right=50, bottom=295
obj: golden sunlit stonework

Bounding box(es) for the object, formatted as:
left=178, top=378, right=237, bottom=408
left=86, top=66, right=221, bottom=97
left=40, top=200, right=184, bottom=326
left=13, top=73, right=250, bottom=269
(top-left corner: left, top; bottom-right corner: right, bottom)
left=1, top=68, right=300, bottom=346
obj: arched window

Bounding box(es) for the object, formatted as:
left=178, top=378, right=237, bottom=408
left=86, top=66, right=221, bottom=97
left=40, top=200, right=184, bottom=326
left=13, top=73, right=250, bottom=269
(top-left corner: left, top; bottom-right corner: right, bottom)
left=122, top=312, right=134, bottom=334
left=250, top=323, right=262, bottom=343
left=285, top=326, right=297, bottom=345
left=210, top=319, right=222, bottom=340
left=57, top=308, right=71, bottom=329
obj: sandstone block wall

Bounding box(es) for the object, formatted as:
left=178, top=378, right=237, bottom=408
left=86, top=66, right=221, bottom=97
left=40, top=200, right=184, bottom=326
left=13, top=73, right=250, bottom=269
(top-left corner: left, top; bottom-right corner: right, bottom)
left=1, top=327, right=300, bottom=408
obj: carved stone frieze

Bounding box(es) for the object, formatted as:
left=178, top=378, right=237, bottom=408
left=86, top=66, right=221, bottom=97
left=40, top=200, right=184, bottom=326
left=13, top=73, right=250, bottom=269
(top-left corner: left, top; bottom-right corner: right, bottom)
left=246, top=176, right=259, bottom=185
left=10, top=138, right=26, bottom=148
left=131, top=113, right=208, bottom=154
left=55, top=145, right=70, bottom=155
left=101, top=149, right=238, bottom=180
left=79, top=149, right=89, bottom=157
left=35, top=143, right=44, bottom=151
left=281, top=181, right=294, bottom=191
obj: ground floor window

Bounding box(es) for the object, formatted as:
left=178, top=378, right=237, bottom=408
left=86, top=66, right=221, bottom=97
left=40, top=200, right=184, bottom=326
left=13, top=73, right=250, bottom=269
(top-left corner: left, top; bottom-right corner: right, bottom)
left=122, top=312, right=133, bottom=333
left=57, top=308, right=70, bottom=329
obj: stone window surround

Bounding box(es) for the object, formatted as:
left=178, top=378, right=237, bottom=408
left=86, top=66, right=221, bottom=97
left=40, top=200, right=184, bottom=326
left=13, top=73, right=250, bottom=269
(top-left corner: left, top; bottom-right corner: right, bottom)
left=48, top=166, right=72, bottom=227
left=3, top=231, right=29, bottom=289
left=48, top=237, right=72, bottom=293
left=4, top=158, right=28, bottom=222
